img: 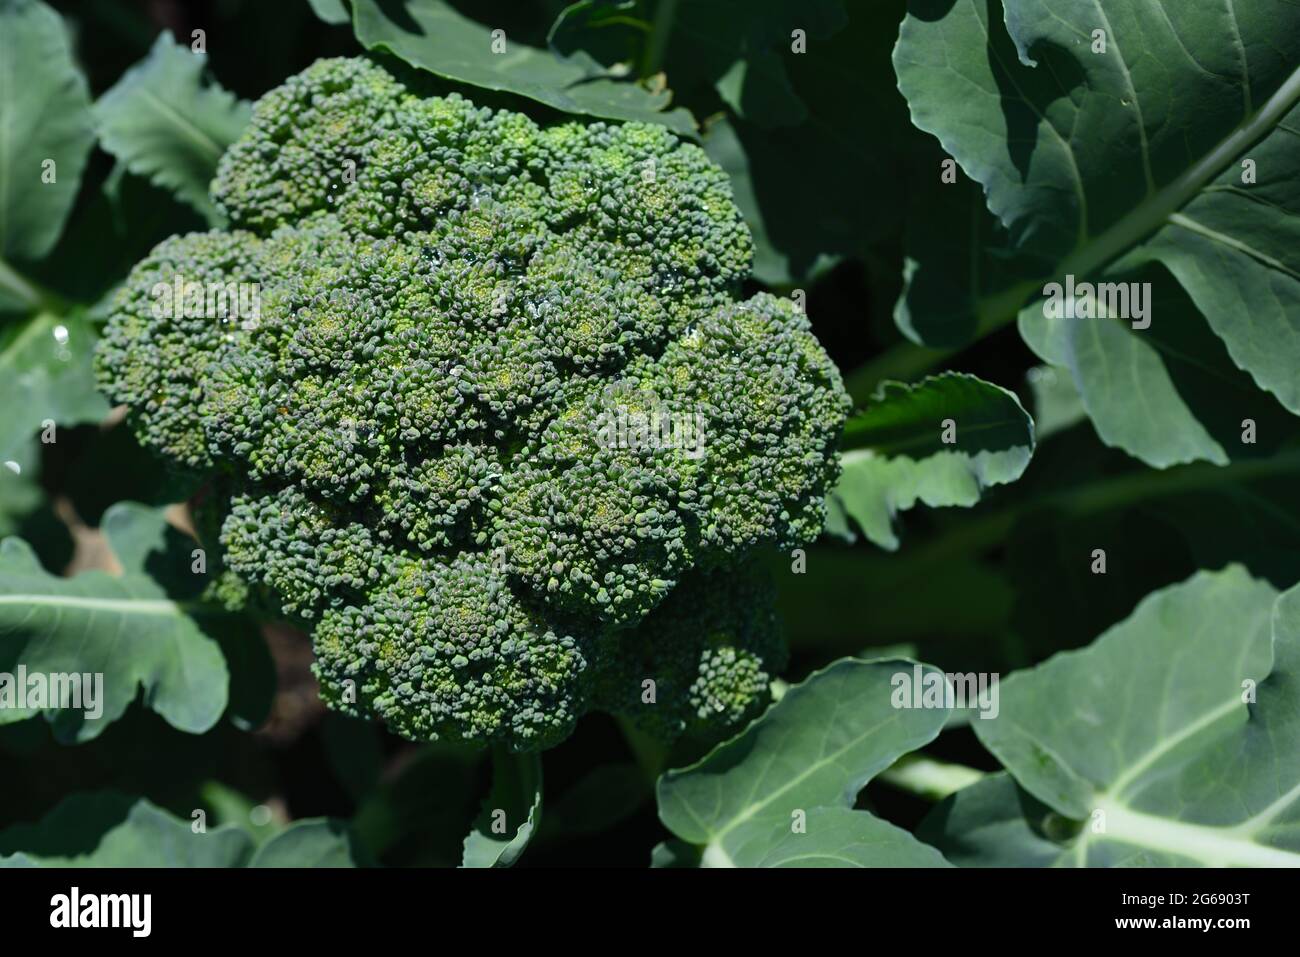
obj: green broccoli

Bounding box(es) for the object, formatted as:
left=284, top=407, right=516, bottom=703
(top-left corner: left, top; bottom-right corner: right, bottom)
left=95, top=57, right=850, bottom=751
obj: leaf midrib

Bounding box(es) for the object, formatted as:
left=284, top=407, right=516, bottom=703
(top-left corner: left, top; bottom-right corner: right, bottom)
left=1084, top=798, right=1300, bottom=867
left=0, top=594, right=179, bottom=616
left=130, top=84, right=226, bottom=162
left=700, top=710, right=904, bottom=844
left=981, top=58, right=1300, bottom=334
left=843, top=417, right=1029, bottom=458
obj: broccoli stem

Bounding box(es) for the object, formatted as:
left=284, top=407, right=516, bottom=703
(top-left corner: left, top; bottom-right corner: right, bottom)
left=617, top=716, right=671, bottom=783
left=877, top=755, right=985, bottom=801
left=640, top=0, right=679, bottom=78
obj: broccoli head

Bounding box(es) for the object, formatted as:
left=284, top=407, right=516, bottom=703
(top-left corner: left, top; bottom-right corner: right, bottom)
left=95, top=57, right=850, bottom=751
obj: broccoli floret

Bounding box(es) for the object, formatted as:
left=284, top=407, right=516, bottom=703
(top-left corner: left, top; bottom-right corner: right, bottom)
left=313, top=552, right=590, bottom=750
left=95, top=56, right=850, bottom=751
left=595, top=563, right=788, bottom=742
left=95, top=229, right=264, bottom=470
left=221, top=487, right=387, bottom=620
left=656, top=293, right=851, bottom=558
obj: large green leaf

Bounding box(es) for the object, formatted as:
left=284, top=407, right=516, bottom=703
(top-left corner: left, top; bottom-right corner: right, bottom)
left=701, top=0, right=912, bottom=283
left=461, top=748, right=542, bottom=868
left=1017, top=263, right=1296, bottom=467
left=350, top=0, right=695, bottom=134
left=249, top=820, right=361, bottom=867
left=94, top=33, right=251, bottom=225
left=831, top=372, right=1035, bottom=549
left=0, top=793, right=363, bottom=867
left=107, top=501, right=273, bottom=732
left=0, top=0, right=94, bottom=282
left=892, top=155, right=1041, bottom=350
left=657, top=658, right=953, bottom=867
left=0, top=794, right=252, bottom=867
left=0, top=311, right=109, bottom=463
left=894, top=0, right=1300, bottom=467
left=926, top=566, right=1300, bottom=866
left=0, top=503, right=229, bottom=741
left=702, top=117, right=838, bottom=286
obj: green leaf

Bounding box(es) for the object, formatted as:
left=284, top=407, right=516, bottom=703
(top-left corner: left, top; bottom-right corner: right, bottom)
left=975, top=566, right=1275, bottom=818
left=100, top=504, right=273, bottom=734
left=249, top=820, right=362, bottom=867
left=0, top=793, right=363, bottom=867
left=549, top=0, right=846, bottom=130
left=916, top=772, right=1080, bottom=867
left=1024, top=365, right=1085, bottom=442
left=702, top=115, right=845, bottom=285
left=700, top=1, right=911, bottom=283
left=657, top=658, right=953, bottom=867
left=461, top=747, right=542, bottom=868
left=645, top=0, right=847, bottom=130
left=306, top=0, right=351, bottom=26
left=0, top=793, right=252, bottom=866
left=1017, top=264, right=1295, bottom=467
left=546, top=1, right=646, bottom=78
left=831, top=372, right=1035, bottom=549
left=931, top=566, right=1300, bottom=867
left=892, top=157, right=1041, bottom=350
left=94, top=32, right=251, bottom=225
left=105, top=501, right=273, bottom=732
left=0, top=312, right=109, bottom=467
left=0, top=0, right=94, bottom=266
left=0, top=504, right=229, bottom=741
left=351, top=0, right=695, bottom=135
left=894, top=0, right=1300, bottom=467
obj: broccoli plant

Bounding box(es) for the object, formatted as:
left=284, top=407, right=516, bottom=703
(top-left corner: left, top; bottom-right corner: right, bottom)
left=95, top=56, right=850, bottom=752
left=1, top=0, right=1299, bottom=883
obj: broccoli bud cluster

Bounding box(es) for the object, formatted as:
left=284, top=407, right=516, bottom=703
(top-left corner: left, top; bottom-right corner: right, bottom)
left=96, top=57, right=850, bottom=751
